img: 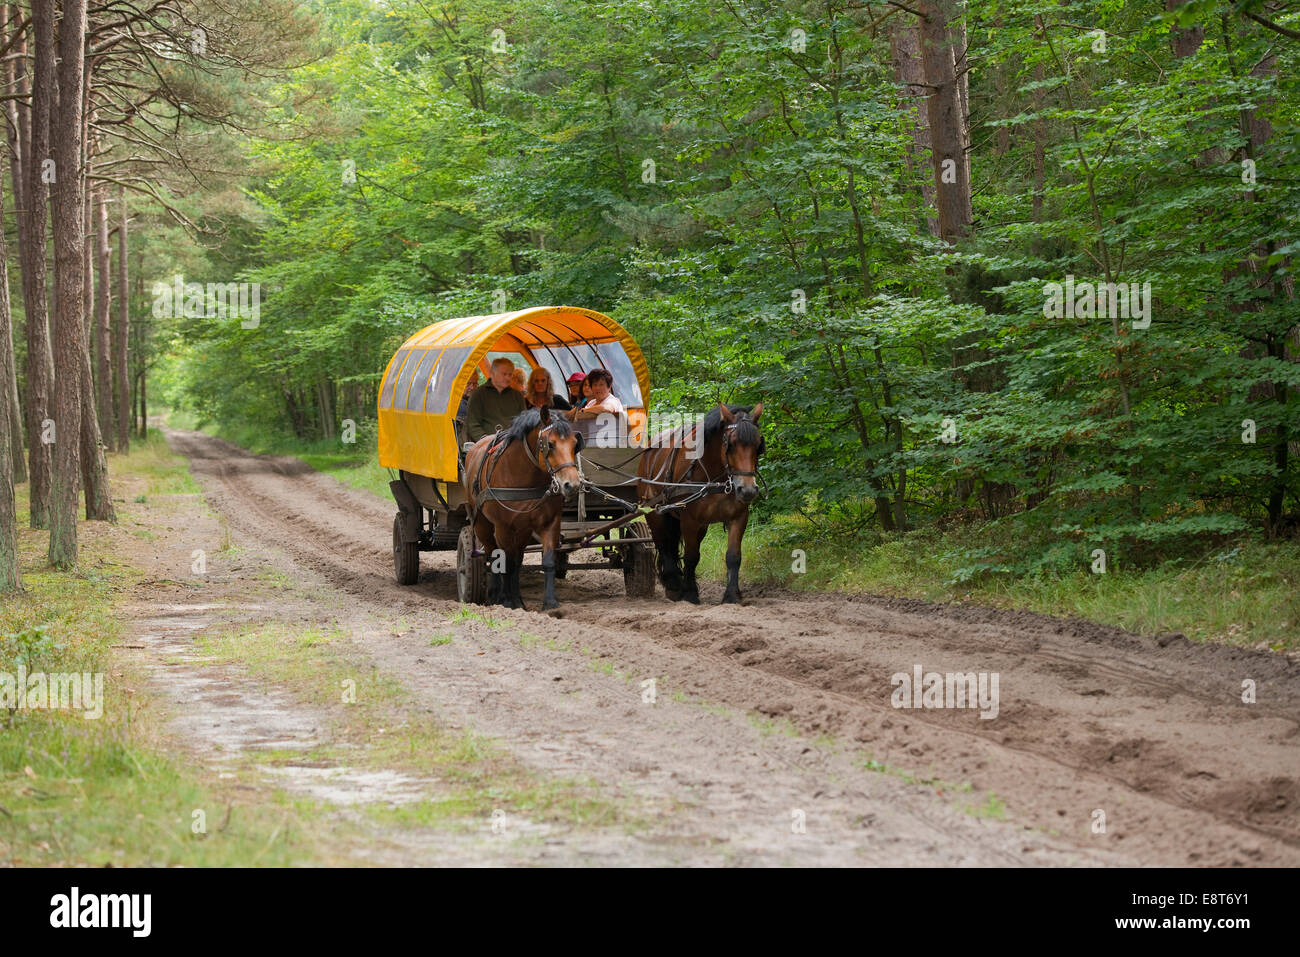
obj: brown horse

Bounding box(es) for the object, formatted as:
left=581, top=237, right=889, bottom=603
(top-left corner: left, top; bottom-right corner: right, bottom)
left=464, top=407, right=584, bottom=610
left=637, top=403, right=764, bottom=604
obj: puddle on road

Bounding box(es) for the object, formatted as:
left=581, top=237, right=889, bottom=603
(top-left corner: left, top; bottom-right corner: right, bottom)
left=131, top=604, right=433, bottom=808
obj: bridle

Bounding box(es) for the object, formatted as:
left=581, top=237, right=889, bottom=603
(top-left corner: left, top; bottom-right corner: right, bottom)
left=720, top=420, right=762, bottom=495
left=529, top=423, right=582, bottom=494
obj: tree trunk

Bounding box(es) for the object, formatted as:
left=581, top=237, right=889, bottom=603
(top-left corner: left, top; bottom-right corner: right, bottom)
left=0, top=147, right=20, bottom=591
left=94, top=185, right=113, bottom=450
left=890, top=18, right=940, bottom=238
left=20, top=0, right=57, bottom=529
left=1031, top=20, right=1047, bottom=224
left=114, top=184, right=129, bottom=452
left=74, top=44, right=112, bottom=521
left=1, top=7, right=24, bottom=487
left=318, top=380, right=336, bottom=439
left=78, top=344, right=115, bottom=521
left=47, top=0, right=89, bottom=568
left=917, top=0, right=972, bottom=243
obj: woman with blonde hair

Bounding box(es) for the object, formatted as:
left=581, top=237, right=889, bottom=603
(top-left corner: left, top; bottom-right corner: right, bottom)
left=523, top=366, right=571, bottom=411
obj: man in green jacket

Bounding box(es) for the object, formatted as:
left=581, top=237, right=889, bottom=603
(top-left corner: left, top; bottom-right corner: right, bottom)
left=465, top=357, right=527, bottom=441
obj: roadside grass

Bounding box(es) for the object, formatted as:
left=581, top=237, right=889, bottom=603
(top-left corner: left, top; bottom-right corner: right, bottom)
left=698, top=517, right=1300, bottom=652
left=1, top=448, right=333, bottom=867
left=857, top=756, right=973, bottom=794
left=128, top=429, right=202, bottom=496
left=194, top=620, right=629, bottom=833
left=167, top=406, right=390, bottom=500
left=197, top=416, right=393, bottom=500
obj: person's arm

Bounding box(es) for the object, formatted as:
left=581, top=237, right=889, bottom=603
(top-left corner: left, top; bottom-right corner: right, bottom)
left=575, top=395, right=616, bottom=419
left=552, top=394, right=571, bottom=411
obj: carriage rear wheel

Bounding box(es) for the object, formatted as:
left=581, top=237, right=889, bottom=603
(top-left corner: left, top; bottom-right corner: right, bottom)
left=621, top=521, right=656, bottom=598
left=393, top=513, right=420, bottom=586
left=457, top=525, right=488, bottom=605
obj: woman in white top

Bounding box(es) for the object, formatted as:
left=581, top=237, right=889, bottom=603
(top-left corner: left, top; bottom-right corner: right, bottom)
left=569, top=368, right=624, bottom=419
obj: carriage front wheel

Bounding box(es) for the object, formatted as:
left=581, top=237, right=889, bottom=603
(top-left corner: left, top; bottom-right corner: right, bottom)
left=456, top=525, right=488, bottom=605
left=621, top=521, right=656, bottom=598
left=393, top=513, right=419, bottom=585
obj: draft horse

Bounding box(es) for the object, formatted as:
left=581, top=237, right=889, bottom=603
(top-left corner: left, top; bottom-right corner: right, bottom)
left=636, top=403, right=764, bottom=604
left=464, top=407, right=584, bottom=610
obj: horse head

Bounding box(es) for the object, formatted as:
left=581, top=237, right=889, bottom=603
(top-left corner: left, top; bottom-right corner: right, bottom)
left=718, top=402, right=764, bottom=504
left=533, top=406, right=584, bottom=499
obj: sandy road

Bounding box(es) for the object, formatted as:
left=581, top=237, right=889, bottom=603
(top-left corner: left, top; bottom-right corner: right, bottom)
left=163, top=428, right=1300, bottom=865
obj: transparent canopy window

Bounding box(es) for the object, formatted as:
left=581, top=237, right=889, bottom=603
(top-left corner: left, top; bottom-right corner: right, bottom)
left=531, top=341, right=643, bottom=407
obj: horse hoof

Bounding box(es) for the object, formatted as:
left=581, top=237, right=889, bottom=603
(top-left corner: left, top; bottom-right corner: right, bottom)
left=542, top=600, right=558, bottom=611
left=684, top=592, right=700, bottom=605
left=721, top=593, right=740, bottom=604
left=665, top=589, right=681, bottom=601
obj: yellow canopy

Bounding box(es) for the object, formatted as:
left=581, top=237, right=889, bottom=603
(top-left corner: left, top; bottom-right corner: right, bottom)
left=377, top=305, right=650, bottom=481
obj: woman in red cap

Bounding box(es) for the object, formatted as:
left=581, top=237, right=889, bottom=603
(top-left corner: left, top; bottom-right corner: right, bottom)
left=565, top=371, right=588, bottom=410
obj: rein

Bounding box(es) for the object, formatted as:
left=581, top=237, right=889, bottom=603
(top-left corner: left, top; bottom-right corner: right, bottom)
left=649, top=420, right=763, bottom=503
left=587, top=416, right=766, bottom=514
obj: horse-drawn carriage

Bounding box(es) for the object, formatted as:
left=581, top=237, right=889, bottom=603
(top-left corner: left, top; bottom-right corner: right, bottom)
left=377, top=305, right=765, bottom=610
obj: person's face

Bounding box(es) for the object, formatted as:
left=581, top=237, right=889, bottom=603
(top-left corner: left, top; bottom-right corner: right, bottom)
left=528, top=371, right=549, bottom=396
left=590, top=378, right=611, bottom=401
left=581, top=379, right=592, bottom=398
left=491, top=363, right=512, bottom=390
left=567, top=381, right=582, bottom=399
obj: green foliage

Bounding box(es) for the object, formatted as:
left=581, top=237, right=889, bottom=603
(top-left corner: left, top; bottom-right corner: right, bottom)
left=0, top=625, right=62, bottom=670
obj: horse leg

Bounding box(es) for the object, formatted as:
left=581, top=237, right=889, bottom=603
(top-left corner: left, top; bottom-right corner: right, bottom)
left=648, top=511, right=683, bottom=600
left=475, top=514, right=503, bottom=605
left=540, top=518, right=561, bottom=611
left=496, top=531, right=521, bottom=609
left=680, top=516, right=707, bottom=604
left=722, top=509, right=749, bottom=604
left=504, top=551, right=525, bottom=610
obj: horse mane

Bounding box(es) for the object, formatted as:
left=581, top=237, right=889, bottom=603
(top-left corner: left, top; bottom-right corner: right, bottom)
left=501, top=407, right=575, bottom=447
left=702, top=404, right=760, bottom=447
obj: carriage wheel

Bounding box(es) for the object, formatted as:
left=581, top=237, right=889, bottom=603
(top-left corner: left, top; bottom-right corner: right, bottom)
left=393, top=512, right=420, bottom=585
left=621, top=521, right=656, bottom=598
left=456, top=525, right=488, bottom=605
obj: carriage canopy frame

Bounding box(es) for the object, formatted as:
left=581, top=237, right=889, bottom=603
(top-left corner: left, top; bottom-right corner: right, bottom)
left=377, top=305, right=651, bottom=481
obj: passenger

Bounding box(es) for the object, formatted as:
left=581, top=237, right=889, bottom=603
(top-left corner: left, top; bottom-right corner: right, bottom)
left=465, top=357, right=527, bottom=442
left=565, top=372, right=587, bottom=409
left=524, top=367, right=571, bottom=411
left=569, top=368, right=624, bottom=420
left=456, top=372, right=481, bottom=423
left=510, top=367, right=527, bottom=392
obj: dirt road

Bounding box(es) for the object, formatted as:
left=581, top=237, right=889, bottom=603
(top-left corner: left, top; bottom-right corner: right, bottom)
left=158, top=428, right=1300, bottom=865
